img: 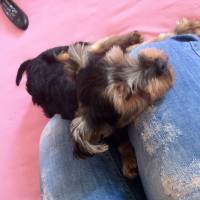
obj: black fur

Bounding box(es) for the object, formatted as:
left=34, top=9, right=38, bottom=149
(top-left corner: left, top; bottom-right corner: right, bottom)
left=16, top=46, right=78, bottom=119
left=77, top=58, right=121, bottom=127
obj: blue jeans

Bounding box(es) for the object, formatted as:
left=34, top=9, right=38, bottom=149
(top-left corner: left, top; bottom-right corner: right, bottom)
left=40, top=115, right=146, bottom=200
left=40, top=34, right=200, bottom=200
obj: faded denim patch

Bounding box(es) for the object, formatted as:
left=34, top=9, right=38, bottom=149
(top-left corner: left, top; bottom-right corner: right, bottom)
left=161, top=159, right=200, bottom=200
left=135, top=106, right=182, bottom=156
left=130, top=34, right=200, bottom=200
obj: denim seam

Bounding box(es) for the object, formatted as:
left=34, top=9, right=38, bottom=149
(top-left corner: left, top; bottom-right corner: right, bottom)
left=190, top=42, right=200, bottom=58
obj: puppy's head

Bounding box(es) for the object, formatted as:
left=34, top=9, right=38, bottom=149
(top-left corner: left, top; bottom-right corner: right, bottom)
left=103, top=47, right=174, bottom=126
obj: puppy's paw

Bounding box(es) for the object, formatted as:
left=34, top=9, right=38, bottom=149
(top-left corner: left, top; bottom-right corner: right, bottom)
left=122, top=156, right=138, bottom=179
left=128, top=31, right=144, bottom=45
left=118, top=141, right=138, bottom=179
left=175, top=17, right=200, bottom=36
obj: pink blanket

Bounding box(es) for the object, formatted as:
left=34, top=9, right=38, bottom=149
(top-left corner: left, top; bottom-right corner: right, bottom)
left=0, top=1, right=199, bottom=199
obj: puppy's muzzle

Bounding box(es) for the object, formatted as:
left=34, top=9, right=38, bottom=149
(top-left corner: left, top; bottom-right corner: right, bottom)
left=155, top=58, right=168, bottom=75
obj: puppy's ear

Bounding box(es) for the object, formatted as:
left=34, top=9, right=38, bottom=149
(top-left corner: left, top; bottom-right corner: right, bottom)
left=16, top=59, right=32, bottom=85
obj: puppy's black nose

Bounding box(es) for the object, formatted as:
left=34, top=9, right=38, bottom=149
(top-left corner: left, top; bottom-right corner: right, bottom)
left=155, top=59, right=168, bottom=75
left=159, top=63, right=167, bottom=73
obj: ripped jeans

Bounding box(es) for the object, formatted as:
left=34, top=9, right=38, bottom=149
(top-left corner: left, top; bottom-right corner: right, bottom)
left=40, top=34, right=200, bottom=200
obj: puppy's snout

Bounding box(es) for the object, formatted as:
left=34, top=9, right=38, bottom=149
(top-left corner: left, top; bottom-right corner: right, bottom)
left=156, top=59, right=168, bottom=75
left=138, top=48, right=169, bottom=75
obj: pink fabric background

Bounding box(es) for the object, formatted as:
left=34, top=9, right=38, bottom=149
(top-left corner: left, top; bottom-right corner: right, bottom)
left=0, top=1, right=199, bottom=200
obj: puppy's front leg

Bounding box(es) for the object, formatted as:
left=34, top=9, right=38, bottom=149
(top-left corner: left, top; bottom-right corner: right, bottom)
left=89, top=31, right=143, bottom=54
left=118, top=140, right=138, bottom=179
left=114, top=127, right=138, bottom=179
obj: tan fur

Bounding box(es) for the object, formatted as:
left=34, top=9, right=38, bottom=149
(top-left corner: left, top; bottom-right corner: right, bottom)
left=55, top=51, right=70, bottom=62
left=104, top=46, right=135, bottom=66
left=55, top=17, right=200, bottom=65
left=175, top=17, right=200, bottom=36
left=103, top=48, right=174, bottom=128
left=146, top=67, right=174, bottom=101
left=56, top=44, right=90, bottom=80
left=146, top=17, right=200, bottom=45
left=127, top=17, right=200, bottom=53
left=104, top=83, right=150, bottom=128
left=68, top=43, right=89, bottom=68
left=54, top=31, right=143, bottom=65
left=104, top=84, right=147, bottom=118
left=139, top=48, right=168, bottom=62
left=152, top=18, right=200, bottom=42
left=70, top=116, right=113, bottom=157
left=89, top=31, right=143, bottom=54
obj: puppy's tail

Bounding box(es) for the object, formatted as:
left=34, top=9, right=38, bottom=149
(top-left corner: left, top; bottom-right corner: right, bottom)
left=70, top=116, right=109, bottom=159
left=16, top=60, right=31, bottom=86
